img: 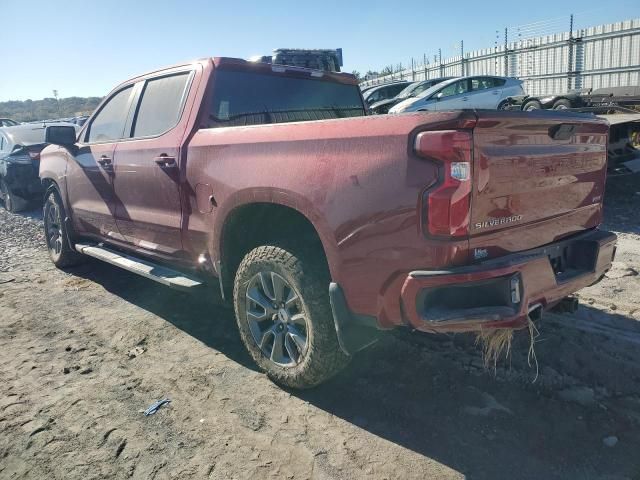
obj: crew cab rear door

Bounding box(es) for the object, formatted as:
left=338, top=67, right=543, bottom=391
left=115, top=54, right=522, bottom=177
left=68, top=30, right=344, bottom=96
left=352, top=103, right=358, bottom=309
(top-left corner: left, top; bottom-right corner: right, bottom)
left=112, top=66, right=200, bottom=257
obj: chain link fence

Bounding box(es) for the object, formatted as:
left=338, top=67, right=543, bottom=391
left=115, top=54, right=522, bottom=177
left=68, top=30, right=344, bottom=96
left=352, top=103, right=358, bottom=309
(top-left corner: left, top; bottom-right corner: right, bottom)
left=360, top=15, right=640, bottom=96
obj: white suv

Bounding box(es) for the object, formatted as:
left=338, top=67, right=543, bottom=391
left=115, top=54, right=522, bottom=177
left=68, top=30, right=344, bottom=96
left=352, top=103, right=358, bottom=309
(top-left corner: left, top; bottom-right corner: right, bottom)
left=389, top=76, right=524, bottom=112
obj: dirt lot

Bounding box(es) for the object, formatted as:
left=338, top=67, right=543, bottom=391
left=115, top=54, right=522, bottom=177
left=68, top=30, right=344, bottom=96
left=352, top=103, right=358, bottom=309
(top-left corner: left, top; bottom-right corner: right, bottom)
left=1, top=175, right=639, bottom=480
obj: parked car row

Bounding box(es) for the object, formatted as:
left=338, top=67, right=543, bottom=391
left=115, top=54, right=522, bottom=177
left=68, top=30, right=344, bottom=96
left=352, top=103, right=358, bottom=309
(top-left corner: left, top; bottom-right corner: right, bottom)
left=362, top=76, right=525, bottom=113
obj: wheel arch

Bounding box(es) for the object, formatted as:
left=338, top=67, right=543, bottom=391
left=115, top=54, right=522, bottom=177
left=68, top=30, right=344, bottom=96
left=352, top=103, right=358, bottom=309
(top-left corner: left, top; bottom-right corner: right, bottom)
left=214, top=190, right=340, bottom=294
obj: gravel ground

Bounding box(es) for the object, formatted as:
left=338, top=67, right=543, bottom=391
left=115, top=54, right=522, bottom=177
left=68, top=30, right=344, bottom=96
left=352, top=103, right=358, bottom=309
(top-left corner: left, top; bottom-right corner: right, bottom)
left=1, top=175, right=640, bottom=480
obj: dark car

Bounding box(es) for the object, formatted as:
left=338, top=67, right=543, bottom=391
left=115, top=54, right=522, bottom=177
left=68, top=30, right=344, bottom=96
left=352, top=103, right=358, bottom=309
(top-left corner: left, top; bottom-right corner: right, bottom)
left=0, top=123, right=76, bottom=212
left=369, top=77, right=454, bottom=114
left=362, top=81, right=411, bottom=106
left=0, top=118, right=19, bottom=127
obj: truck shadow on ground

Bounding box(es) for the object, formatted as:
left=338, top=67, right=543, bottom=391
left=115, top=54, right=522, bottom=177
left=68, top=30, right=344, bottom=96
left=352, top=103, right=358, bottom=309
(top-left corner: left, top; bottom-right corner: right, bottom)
left=71, top=261, right=640, bottom=480
left=603, top=173, right=640, bottom=234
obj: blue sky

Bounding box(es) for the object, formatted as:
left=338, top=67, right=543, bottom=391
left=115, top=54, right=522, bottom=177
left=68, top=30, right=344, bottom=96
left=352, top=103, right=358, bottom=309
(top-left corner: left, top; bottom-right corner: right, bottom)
left=1, top=0, right=637, bottom=101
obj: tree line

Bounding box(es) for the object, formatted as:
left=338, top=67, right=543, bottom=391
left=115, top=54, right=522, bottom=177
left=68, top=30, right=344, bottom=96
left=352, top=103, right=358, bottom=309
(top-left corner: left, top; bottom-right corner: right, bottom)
left=0, top=97, right=103, bottom=122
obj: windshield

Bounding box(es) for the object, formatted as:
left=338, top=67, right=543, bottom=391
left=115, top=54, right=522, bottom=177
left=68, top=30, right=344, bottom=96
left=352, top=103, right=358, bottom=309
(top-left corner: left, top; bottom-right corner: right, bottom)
left=396, top=83, right=421, bottom=99
left=414, top=78, right=458, bottom=100
left=209, top=70, right=365, bottom=127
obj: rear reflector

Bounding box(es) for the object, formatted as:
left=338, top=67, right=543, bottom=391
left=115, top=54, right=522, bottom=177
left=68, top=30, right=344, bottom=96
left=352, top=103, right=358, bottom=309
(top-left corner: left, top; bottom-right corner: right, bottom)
left=415, top=130, right=472, bottom=237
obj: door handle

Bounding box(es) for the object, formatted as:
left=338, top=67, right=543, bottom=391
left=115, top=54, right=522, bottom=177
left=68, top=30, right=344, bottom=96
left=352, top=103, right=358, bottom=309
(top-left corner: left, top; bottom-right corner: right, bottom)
left=97, top=155, right=112, bottom=166
left=154, top=154, right=176, bottom=167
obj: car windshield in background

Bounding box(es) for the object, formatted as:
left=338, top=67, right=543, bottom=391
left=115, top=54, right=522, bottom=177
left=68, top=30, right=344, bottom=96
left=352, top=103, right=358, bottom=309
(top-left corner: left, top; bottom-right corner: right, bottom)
left=396, top=83, right=421, bottom=99
left=209, top=70, right=365, bottom=127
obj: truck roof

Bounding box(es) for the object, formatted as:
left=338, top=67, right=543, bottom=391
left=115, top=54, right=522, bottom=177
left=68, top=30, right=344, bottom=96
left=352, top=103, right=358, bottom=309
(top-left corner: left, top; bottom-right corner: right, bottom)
left=124, top=57, right=359, bottom=87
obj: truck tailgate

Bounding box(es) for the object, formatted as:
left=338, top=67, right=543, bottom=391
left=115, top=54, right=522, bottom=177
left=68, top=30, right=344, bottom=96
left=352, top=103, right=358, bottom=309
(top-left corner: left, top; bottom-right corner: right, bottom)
left=469, top=111, right=609, bottom=258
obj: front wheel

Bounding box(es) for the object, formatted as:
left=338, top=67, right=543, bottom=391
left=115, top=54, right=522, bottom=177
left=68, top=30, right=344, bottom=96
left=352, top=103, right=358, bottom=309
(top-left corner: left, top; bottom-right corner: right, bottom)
left=43, top=188, right=84, bottom=268
left=233, top=245, right=349, bottom=389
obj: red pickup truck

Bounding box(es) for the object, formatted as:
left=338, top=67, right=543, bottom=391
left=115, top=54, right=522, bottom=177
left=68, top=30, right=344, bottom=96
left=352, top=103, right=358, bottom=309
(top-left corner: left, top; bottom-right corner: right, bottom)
left=40, top=57, right=616, bottom=388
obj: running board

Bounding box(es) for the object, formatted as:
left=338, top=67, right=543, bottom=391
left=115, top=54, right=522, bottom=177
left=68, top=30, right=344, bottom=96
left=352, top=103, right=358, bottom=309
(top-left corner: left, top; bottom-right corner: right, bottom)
left=75, top=242, right=203, bottom=290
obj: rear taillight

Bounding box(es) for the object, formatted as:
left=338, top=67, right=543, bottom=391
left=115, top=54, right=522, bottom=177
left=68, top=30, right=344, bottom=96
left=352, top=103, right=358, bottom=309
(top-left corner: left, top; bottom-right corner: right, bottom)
left=415, top=130, right=472, bottom=237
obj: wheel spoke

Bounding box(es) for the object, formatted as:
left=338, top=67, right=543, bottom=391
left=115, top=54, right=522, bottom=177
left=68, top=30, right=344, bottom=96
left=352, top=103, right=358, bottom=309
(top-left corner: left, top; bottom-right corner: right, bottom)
left=287, top=325, right=307, bottom=352
left=258, top=272, right=275, bottom=301
left=290, top=313, right=307, bottom=327
left=259, top=327, right=276, bottom=350
left=270, top=332, right=285, bottom=363
left=271, top=272, right=286, bottom=303
left=246, top=287, right=273, bottom=314
left=284, top=334, right=299, bottom=364
left=284, top=289, right=299, bottom=308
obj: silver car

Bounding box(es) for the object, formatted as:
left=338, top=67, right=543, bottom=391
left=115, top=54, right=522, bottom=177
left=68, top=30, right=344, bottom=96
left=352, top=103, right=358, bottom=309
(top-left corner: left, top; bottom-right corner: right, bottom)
left=389, top=76, right=524, bottom=113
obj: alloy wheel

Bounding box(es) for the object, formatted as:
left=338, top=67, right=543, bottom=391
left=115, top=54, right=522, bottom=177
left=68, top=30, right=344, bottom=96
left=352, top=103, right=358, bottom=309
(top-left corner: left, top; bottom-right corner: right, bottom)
left=45, top=196, right=64, bottom=257
left=245, top=271, right=309, bottom=367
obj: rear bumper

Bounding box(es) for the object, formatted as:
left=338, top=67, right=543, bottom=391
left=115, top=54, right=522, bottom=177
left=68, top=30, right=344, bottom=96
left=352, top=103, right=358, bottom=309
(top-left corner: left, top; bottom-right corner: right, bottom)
left=400, top=229, right=616, bottom=333
left=4, top=164, right=42, bottom=198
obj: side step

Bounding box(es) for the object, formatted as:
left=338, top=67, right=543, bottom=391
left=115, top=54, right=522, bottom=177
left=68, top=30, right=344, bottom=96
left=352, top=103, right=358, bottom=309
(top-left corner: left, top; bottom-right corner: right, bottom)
left=75, top=242, right=203, bottom=291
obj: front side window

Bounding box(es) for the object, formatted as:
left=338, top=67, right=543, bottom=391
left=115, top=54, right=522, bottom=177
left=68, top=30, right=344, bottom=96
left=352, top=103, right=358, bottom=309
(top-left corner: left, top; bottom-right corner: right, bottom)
left=439, top=80, right=469, bottom=98
left=87, top=86, right=134, bottom=143
left=209, top=70, right=365, bottom=128
left=133, top=73, right=190, bottom=137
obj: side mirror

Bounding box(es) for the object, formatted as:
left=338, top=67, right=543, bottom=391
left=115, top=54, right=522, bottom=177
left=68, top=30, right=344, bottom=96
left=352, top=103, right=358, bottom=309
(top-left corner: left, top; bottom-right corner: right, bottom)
left=45, top=125, right=77, bottom=147
left=435, top=92, right=443, bottom=101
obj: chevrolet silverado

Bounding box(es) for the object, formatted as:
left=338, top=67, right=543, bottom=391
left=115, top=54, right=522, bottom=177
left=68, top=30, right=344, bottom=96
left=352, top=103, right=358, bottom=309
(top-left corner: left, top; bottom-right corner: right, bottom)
left=39, top=57, right=617, bottom=388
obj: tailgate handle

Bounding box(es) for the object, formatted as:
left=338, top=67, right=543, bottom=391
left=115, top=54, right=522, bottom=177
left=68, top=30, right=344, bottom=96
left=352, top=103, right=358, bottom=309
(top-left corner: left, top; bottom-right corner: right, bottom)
left=549, top=124, right=577, bottom=140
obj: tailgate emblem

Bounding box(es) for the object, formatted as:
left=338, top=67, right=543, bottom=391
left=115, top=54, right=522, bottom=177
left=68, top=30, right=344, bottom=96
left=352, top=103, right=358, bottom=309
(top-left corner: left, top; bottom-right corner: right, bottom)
left=474, top=215, right=523, bottom=230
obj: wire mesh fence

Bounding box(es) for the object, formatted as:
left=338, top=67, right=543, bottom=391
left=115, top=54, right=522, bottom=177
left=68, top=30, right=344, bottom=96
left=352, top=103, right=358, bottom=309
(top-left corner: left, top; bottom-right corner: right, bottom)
left=360, top=15, right=640, bottom=96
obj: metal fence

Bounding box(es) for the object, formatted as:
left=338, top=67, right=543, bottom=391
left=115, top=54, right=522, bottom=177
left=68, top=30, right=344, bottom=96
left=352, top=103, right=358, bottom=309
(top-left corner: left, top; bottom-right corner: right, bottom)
left=360, top=16, right=640, bottom=96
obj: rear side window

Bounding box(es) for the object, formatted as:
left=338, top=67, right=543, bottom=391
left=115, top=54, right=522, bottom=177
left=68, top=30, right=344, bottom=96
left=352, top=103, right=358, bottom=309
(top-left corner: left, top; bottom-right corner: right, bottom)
left=472, top=77, right=506, bottom=90
left=133, top=73, right=190, bottom=137
left=209, top=70, right=365, bottom=128
left=87, top=86, right=134, bottom=143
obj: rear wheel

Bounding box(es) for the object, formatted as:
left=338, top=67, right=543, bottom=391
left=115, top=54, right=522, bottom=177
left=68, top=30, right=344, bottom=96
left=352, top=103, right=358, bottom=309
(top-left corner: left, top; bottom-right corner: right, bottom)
left=0, top=178, right=27, bottom=213
left=233, top=245, right=349, bottom=389
left=552, top=98, right=572, bottom=110
left=43, top=188, right=84, bottom=268
left=522, top=99, right=542, bottom=111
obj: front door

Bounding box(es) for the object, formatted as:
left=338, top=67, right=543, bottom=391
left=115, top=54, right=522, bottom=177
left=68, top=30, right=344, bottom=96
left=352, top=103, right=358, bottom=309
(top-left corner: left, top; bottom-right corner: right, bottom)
left=112, top=70, right=196, bottom=256
left=433, top=79, right=471, bottom=110
left=66, top=85, right=136, bottom=240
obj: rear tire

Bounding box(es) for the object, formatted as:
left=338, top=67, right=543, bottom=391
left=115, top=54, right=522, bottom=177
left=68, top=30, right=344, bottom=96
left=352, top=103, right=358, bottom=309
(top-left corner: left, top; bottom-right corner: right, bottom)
left=233, top=244, right=349, bottom=389
left=43, top=188, right=84, bottom=268
left=552, top=98, right=572, bottom=110
left=522, top=99, right=542, bottom=111
left=0, top=178, right=27, bottom=213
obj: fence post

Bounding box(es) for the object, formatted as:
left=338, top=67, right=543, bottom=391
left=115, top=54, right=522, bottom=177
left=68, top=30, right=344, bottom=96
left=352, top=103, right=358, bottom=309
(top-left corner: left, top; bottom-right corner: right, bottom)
left=423, top=53, right=427, bottom=79
left=460, top=40, right=465, bottom=76
left=504, top=27, right=509, bottom=77
left=439, top=49, right=444, bottom=77
left=567, top=13, right=574, bottom=90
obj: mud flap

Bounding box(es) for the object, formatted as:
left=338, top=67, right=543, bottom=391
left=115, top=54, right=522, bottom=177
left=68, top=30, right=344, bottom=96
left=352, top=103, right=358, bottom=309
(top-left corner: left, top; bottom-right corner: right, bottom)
left=329, top=282, right=385, bottom=356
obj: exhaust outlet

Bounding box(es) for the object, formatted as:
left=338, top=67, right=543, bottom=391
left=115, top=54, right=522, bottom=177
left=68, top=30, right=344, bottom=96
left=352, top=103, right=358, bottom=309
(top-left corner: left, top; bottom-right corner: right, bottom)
left=550, top=296, right=579, bottom=314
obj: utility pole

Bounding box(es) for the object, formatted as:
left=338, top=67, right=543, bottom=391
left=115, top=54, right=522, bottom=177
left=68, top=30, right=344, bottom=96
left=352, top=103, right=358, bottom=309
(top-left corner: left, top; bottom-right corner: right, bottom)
left=53, top=90, right=61, bottom=116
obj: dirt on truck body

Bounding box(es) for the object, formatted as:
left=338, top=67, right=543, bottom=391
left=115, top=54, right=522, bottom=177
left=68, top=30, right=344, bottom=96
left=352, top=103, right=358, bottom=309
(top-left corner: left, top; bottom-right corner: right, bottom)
left=38, top=57, right=615, bottom=389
